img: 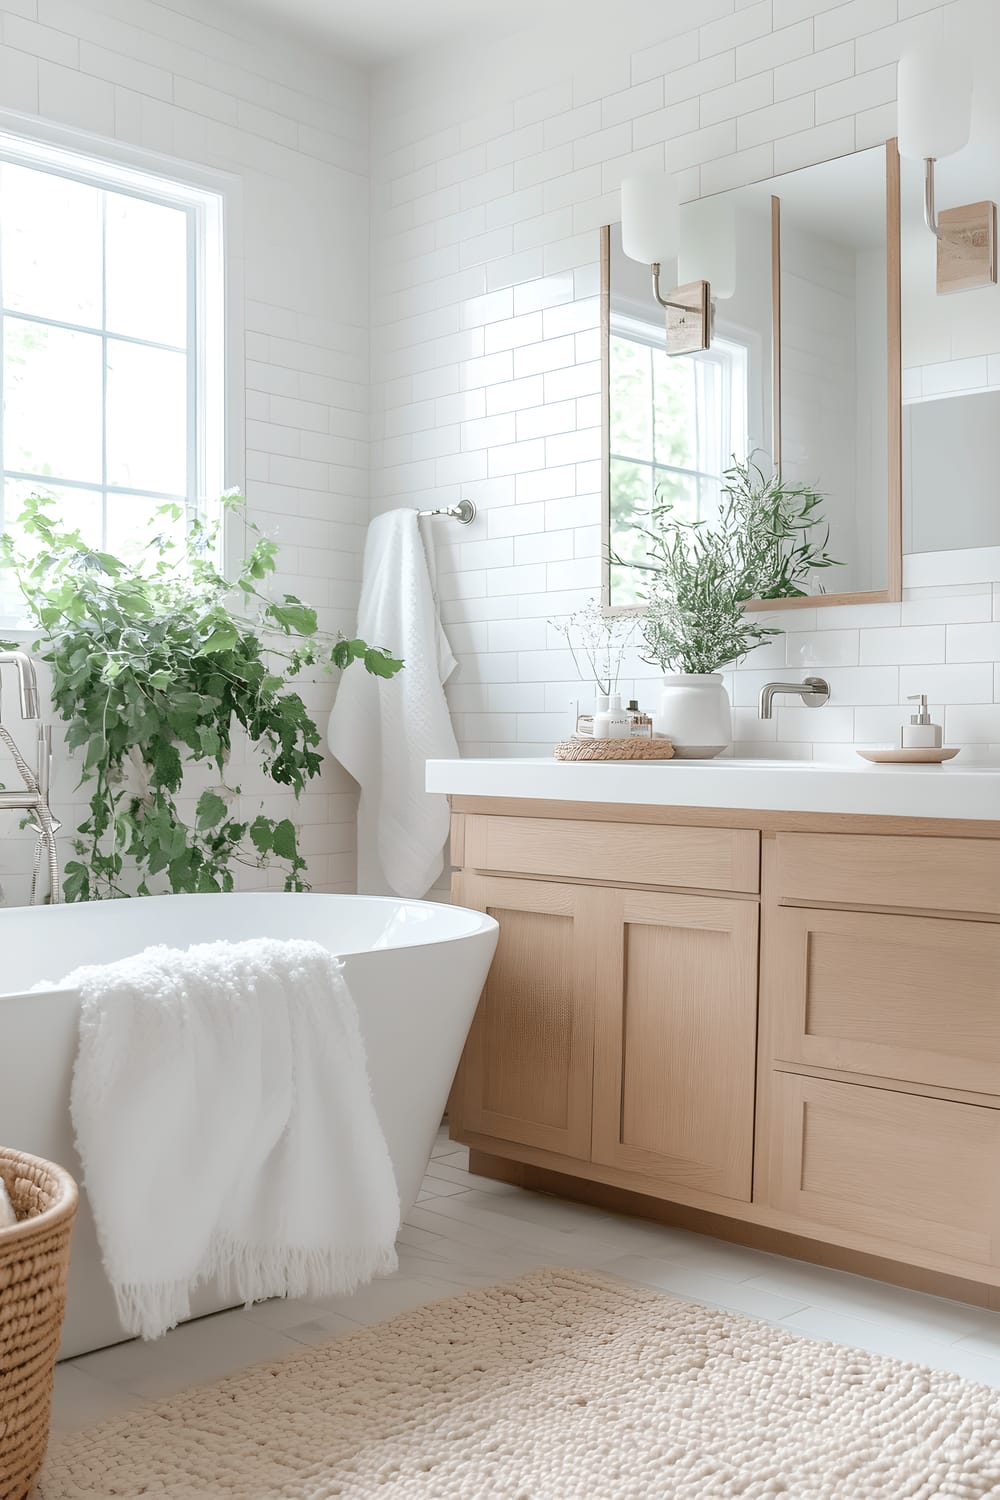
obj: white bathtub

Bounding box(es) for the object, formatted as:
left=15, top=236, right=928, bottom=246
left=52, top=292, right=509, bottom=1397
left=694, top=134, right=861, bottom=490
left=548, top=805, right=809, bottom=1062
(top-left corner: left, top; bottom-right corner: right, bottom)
left=0, top=892, right=497, bottom=1358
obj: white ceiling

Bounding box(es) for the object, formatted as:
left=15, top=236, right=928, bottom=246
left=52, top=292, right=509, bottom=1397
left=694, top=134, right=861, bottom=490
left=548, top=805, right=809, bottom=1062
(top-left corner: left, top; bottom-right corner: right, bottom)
left=238, top=0, right=541, bottom=61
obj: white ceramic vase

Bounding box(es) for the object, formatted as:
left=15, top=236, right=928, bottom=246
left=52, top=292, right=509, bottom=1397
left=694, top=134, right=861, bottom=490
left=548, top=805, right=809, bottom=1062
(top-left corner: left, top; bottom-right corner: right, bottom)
left=654, top=673, right=731, bottom=758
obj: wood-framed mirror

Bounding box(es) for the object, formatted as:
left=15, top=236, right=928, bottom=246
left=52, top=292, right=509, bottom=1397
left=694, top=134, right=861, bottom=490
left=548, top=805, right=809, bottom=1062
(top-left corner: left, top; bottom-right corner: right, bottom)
left=602, top=138, right=902, bottom=614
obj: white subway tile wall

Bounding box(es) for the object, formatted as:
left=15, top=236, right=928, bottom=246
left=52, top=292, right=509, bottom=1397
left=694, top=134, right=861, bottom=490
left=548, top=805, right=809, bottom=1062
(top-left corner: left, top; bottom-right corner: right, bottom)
left=2, top=0, right=998, bottom=908
left=0, top=0, right=369, bottom=904
left=369, top=0, right=1000, bottom=770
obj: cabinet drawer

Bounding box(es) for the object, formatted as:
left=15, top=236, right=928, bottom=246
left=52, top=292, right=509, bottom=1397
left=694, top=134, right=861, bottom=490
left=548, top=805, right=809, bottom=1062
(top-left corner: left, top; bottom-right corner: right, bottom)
left=774, top=832, right=1000, bottom=915
left=768, top=1073, right=1000, bottom=1268
left=768, top=907, right=1000, bottom=1096
left=463, top=815, right=759, bottom=893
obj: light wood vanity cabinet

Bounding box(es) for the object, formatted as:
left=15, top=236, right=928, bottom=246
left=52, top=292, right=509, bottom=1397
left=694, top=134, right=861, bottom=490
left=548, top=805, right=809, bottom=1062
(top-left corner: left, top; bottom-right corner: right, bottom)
left=772, top=831, right=1000, bottom=915
left=448, top=797, right=1000, bottom=1302
left=452, top=873, right=598, bottom=1161
left=590, top=888, right=758, bottom=1200
left=453, top=843, right=759, bottom=1202
left=768, top=904, right=1000, bottom=1095
left=766, top=1074, right=1000, bottom=1269
left=462, top=814, right=760, bottom=893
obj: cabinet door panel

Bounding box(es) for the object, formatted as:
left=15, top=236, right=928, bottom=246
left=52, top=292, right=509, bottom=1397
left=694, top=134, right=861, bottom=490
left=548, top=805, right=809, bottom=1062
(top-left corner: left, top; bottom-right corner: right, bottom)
left=768, top=1073, right=1000, bottom=1268
left=592, top=890, right=758, bottom=1200
left=452, top=873, right=598, bottom=1159
left=769, top=906, right=1000, bottom=1095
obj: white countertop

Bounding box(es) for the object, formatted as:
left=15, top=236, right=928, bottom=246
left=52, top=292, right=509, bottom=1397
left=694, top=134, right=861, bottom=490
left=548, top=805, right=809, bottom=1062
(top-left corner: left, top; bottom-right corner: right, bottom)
left=426, top=756, right=1000, bottom=822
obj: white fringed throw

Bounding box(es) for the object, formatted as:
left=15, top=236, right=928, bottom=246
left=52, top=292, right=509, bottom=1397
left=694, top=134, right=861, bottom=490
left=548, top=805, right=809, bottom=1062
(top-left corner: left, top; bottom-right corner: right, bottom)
left=63, top=937, right=399, bottom=1340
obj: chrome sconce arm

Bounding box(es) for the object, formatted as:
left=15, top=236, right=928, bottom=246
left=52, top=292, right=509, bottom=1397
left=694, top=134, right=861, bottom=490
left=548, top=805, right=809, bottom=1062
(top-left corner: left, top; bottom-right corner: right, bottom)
left=922, top=157, right=944, bottom=240
left=650, top=263, right=694, bottom=310
left=918, top=155, right=997, bottom=290
left=898, top=45, right=996, bottom=290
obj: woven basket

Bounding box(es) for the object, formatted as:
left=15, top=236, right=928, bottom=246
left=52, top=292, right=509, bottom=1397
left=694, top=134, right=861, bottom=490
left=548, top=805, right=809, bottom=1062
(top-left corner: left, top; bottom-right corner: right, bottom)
left=0, top=1149, right=78, bottom=1500
left=554, top=736, right=675, bottom=760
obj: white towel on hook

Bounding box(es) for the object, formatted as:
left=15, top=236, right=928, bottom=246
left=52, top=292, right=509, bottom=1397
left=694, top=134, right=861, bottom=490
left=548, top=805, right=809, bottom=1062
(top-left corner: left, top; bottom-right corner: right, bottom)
left=328, top=508, right=459, bottom=898
left=63, top=937, right=400, bottom=1341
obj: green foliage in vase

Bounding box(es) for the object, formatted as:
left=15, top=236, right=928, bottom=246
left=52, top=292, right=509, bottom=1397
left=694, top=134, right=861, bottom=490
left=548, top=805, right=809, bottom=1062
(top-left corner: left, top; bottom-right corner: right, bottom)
left=0, top=493, right=403, bottom=901
left=621, top=456, right=842, bottom=676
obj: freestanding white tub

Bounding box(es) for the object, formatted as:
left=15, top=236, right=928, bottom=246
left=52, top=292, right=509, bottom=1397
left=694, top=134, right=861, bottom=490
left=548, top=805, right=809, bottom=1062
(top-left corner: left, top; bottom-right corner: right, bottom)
left=0, top=892, right=498, bottom=1359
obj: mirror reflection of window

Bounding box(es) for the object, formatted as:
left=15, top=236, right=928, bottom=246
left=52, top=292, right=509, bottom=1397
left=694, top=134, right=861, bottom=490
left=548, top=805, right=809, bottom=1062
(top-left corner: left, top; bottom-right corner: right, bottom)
left=609, top=317, right=749, bottom=606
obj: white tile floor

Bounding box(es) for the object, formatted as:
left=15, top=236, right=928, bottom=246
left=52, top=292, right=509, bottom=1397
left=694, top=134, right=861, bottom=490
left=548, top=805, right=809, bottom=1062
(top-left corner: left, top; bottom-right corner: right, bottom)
left=52, top=1125, right=1000, bottom=1438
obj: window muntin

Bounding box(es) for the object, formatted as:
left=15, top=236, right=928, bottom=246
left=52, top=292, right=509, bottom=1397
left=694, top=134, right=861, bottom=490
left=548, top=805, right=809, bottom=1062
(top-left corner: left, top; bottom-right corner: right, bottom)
left=0, top=130, right=224, bottom=583
left=608, top=314, right=749, bottom=608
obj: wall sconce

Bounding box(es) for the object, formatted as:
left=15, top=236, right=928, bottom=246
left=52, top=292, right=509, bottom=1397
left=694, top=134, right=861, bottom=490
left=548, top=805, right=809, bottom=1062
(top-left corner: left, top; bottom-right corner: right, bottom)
left=620, top=171, right=710, bottom=355
left=898, top=41, right=996, bottom=293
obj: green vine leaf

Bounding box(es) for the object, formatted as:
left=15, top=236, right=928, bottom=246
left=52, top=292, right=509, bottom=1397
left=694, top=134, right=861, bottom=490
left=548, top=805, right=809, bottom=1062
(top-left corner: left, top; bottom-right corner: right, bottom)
left=196, top=790, right=228, bottom=830
left=364, top=647, right=405, bottom=678
left=271, top=818, right=297, bottom=861
left=197, top=624, right=239, bottom=655
left=269, top=599, right=318, bottom=635
left=249, top=817, right=273, bottom=856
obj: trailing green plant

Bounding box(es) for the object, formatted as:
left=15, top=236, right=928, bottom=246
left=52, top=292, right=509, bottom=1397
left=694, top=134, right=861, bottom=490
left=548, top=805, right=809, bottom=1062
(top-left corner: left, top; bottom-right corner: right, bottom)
left=619, top=456, right=842, bottom=675
left=0, top=493, right=403, bottom=902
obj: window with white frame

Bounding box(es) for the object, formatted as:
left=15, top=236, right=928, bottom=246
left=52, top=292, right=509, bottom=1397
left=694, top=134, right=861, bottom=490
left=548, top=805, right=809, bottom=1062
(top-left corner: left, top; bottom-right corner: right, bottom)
left=608, top=313, right=749, bottom=607
left=0, top=128, right=225, bottom=586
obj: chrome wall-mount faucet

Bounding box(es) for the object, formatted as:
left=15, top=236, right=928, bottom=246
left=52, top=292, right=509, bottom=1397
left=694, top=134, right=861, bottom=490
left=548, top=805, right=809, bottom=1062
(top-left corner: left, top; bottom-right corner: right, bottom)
left=758, top=676, right=831, bottom=719
left=0, top=651, right=60, bottom=904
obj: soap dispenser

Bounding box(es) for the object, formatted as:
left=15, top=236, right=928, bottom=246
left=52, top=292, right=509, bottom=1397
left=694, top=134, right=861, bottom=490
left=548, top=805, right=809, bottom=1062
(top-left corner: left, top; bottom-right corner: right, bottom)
left=594, top=693, right=631, bottom=740
left=901, top=694, right=942, bottom=749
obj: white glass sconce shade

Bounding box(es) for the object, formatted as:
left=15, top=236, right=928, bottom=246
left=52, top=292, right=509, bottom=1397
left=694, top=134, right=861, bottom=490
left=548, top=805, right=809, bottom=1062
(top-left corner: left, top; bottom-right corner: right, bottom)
left=621, top=172, right=679, bottom=265
left=679, top=196, right=736, bottom=299
left=897, top=43, right=973, bottom=160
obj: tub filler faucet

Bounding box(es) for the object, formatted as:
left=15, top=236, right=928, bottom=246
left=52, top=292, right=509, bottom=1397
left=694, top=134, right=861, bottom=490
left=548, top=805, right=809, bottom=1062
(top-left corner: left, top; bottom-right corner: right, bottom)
left=0, top=651, right=60, bottom=904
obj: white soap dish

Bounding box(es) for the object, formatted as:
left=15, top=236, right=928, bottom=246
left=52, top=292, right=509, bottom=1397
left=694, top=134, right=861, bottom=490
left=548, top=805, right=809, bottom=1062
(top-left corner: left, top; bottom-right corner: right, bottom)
left=856, top=746, right=960, bottom=764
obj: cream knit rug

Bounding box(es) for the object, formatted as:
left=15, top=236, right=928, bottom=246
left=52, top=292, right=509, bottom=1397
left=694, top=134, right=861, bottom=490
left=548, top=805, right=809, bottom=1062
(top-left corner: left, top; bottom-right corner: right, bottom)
left=40, top=1268, right=1000, bottom=1498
